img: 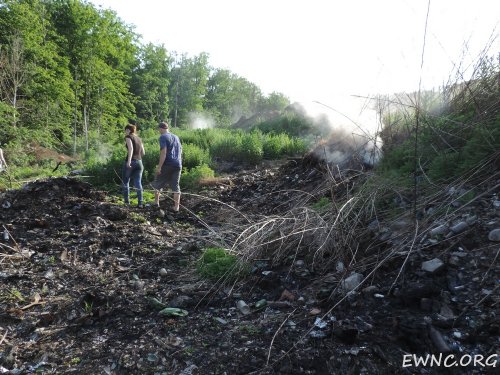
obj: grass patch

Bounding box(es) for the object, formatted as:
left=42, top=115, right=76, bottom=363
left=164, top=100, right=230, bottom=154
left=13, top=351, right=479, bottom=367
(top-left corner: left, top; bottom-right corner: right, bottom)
left=197, top=247, right=247, bottom=281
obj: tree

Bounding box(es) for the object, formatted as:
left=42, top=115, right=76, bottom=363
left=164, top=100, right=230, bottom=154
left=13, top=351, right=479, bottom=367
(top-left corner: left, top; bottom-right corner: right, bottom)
left=131, top=43, right=171, bottom=122
left=0, top=34, right=27, bottom=128
left=260, top=91, right=289, bottom=112
left=169, top=52, right=210, bottom=127
left=0, top=0, right=74, bottom=145
left=47, top=0, right=138, bottom=152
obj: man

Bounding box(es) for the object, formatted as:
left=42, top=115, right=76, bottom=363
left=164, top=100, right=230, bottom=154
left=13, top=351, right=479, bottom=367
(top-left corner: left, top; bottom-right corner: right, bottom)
left=151, top=121, right=182, bottom=211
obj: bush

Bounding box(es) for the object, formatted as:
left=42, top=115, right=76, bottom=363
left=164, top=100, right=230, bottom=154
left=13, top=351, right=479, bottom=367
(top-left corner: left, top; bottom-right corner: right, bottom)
left=255, top=113, right=316, bottom=138
left=210, top=131, right=242, bottom=160
left=239, top=132, right=263, bottom=165
left=182, top=143, right=211, bottom=170
left=180, top=164, right=215, bottom=190
left=262, top=133, right=306, bottom=159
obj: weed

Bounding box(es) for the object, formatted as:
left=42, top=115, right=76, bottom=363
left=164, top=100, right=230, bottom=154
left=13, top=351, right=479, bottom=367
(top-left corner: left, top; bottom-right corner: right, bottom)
left=83, top=301, right=93, bottom=314
left=239, top=324, right=260, bottom=335
left=129, top=212, right=147, bottom=223
left=6, top=288, right=24, bottom=302
left=197, top=247, right=248, bottom=281
left=69, top=357, right=81, bottom=365
left=311, top=197, right=331, bottom=212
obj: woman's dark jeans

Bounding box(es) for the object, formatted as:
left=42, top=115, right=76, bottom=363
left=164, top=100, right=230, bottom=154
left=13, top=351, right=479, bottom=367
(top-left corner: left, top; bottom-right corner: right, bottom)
left=122, top=160, right=144, bottom=205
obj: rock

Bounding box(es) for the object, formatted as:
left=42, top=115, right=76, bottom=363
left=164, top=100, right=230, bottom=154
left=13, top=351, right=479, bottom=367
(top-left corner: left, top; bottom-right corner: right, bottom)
left=430, top=224, right=449, bottom=237
left=421, top=258, right=444, bottom=273
left=336, top=261, right=345, bottom=273
left=487, top=228, right=500, bottom=241
left=342, top=273, right=364, bottom=292
left=450, top=221, right=468, bottom=234
left=159, top=268, right=168, bottom=276
left=367, top=220, right=380, bottom=232
left=169, top=295, right=194, bottom=308
left=465, top=215, right=477, bottom=225
left=362, top=285, right=378, bottom=294
left=439, top=304, right=455, bottom=320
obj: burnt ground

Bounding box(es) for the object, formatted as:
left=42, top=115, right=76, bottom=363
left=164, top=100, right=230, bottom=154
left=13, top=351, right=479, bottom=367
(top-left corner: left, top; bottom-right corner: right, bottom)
left=0, top=158, right=499, bottom=375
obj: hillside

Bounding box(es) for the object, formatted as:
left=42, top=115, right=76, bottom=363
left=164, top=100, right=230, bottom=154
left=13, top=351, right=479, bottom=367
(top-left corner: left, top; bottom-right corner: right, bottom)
left=1, top=153, right=498, bottom=374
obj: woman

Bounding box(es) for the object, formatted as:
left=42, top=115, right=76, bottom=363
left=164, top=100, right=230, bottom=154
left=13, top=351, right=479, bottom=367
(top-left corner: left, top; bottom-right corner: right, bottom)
left=122, top=124, right=145, bottom=207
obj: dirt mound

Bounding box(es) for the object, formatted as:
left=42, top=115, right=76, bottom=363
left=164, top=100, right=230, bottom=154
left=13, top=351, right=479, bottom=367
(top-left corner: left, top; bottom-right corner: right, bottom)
left=0, top=171, right=498, bottom=374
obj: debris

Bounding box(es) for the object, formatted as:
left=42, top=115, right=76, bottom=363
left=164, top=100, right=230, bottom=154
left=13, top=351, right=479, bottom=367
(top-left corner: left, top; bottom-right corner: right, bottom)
left=236, top=300, right=250, bottom=315
left=158, top=307, right=188, bottom=317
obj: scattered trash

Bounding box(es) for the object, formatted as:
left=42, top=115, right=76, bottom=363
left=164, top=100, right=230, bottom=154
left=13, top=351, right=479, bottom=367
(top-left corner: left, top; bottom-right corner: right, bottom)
left=254, top=299, right=267, bottom=309
left=314, top=317, right=328, bottom=329
left=158, top=307, right=188, bottom=317
left=309, top=330, right=327, bottom=338
left=148, top=297, right=167, bottom=310
left=146, top=353, right=159, bottom=363
left=215, top=317, right=228, bottom=325
left=236, top=300, right=250, bottom=315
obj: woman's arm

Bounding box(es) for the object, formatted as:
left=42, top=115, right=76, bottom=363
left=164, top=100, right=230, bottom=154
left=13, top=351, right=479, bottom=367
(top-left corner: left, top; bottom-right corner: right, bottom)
left=125, top=138, right=133, bottom=167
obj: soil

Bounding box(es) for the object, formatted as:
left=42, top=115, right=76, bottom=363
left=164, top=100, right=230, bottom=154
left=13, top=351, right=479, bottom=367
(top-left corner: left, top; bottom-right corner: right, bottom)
left=0, top=157, right=498, bottom=374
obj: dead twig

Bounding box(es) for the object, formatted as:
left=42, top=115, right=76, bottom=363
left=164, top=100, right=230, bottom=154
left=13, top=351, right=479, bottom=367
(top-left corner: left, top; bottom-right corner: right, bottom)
left=0, top=328, right=8, bottom=346
left=266, top=308, right=297, bottom=366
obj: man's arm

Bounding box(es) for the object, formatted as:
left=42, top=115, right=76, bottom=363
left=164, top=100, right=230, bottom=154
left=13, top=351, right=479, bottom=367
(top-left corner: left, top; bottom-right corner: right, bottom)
left=156, top=147, right=167, bottom=175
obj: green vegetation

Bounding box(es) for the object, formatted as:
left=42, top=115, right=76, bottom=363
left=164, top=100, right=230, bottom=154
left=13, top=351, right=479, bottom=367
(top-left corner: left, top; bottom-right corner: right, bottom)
left=1, top=288, right=24, bottom=303
left=311, top=197, right=331, bottom=212
left=181, top=164, right=215, bottom=190
left=0, top=0, right=294, bottom=191
left=377, top=56, right=499, bottom=186
left=197, top=247, right=247, bottom=281
left=77, top=126, right=305, bottom=194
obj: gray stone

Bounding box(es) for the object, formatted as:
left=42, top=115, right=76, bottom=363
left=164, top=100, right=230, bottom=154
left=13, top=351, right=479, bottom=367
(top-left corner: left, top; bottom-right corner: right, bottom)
left=430, top=224, right=449, bottom=237
left=421, top=258, right=444, bottom=273
left=342, top=273, right=364, bottom=292
left=466, top=215, right=478, bottom=225
left=450, top=221, right=468, bottom=234
left=336, top=261, right=345, bottom=273
left=488, top=228, right=500, bottom=242
left=159, top=268, right=168, bottom=276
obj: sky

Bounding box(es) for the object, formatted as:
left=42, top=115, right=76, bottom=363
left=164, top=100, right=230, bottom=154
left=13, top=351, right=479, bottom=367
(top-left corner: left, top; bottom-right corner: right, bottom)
left=88, top=0, right=499, bottom=105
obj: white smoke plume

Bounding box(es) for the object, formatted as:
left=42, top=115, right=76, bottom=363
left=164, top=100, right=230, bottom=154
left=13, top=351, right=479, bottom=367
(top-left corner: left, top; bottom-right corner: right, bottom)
left=187, top=112, right=215, bottom=129
left=292, top=96, right=384, bottom=167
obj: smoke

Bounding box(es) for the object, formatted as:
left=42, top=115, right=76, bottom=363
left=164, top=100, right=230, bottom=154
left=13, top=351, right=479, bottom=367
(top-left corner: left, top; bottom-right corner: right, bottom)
left=292, top=96, right=384, bottom=167
left=187, top=112, right=215, bottom=129
left=93, top=142, right=113, bottom=163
